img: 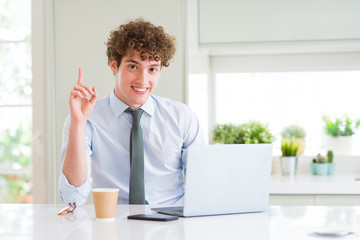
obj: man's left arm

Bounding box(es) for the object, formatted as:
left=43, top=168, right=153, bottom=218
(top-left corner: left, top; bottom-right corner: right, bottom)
left=181, top=105, right=207, bottom=168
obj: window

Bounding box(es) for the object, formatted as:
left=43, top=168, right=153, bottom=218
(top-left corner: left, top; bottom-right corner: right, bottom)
left=0, top=0, right=32, bottom=203
left=189, top=70, right=360, bottom=156
left=216, top=71, right=360, bottom=155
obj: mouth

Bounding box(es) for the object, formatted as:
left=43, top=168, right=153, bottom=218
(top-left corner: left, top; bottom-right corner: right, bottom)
left=132, top=86, right=149, bottom=93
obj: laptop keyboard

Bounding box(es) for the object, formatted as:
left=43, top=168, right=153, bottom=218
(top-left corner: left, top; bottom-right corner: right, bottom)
left=171, top=207, right=184, bottom=216
left=152, top=206, right=184, bottom=216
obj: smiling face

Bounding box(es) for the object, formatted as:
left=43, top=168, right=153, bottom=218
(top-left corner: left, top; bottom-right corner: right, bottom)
left=110, top=51, right=162, bottom=109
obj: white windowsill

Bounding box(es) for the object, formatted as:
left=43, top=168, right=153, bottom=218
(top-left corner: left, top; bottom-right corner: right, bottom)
left=270, top=173, right=360, bottom=194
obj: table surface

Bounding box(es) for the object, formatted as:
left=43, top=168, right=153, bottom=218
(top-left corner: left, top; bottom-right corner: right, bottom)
left=1, top=204, right=360, bottom=240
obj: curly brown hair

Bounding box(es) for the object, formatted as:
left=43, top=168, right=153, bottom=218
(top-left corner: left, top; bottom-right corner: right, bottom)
left=106, top=18, right=176, bottom=68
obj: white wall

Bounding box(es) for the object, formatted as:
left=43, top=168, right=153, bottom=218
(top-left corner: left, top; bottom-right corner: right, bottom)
left=198, top=0, right=360, bottom=56
left=199, top=0, right=360, bottom=44
left=185, top=0, right=212, bottom=139
left=41, top=0, right=185, bottom=203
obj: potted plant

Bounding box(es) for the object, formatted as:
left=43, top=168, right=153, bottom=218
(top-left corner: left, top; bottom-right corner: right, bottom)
left=212, top=124, right=241, bottom=144
left=213, top=121, right=274, bottom=144
left=281, top=124, right=306, bottom=155
left=238, top=121, right=274, bottom=144
left=310, top=151, right=335, bottom=176
left=280, top=138, right=300, bottom=176
left=213, top=121, right=274, bottom=173
left=323, top=115, right=360, bottom=155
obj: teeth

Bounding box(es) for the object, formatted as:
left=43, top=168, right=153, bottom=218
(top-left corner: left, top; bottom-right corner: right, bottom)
left=133, top=87, right=147, bottom=92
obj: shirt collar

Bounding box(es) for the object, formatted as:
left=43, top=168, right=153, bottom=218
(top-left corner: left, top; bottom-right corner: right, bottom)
left=110, top=90, right=154, bottom=118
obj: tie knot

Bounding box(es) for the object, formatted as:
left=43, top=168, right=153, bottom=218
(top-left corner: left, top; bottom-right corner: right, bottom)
left=126, top=107, right=144, bottom=123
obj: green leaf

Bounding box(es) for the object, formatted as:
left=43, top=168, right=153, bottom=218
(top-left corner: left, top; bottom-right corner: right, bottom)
left=281, top=137, right=300, bottom=157
left=281, top=124, right=306, bottom=138
left=212, top=121, right=274, bottom=144
left=322, top=114, right=360, bottom=137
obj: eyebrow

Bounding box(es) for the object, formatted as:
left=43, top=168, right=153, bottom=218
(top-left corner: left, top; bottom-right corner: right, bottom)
left=124, top=59, right=161, bottom=67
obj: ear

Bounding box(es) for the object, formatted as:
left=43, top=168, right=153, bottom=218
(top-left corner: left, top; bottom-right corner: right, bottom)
left=109, top=59, right=118, bottom=74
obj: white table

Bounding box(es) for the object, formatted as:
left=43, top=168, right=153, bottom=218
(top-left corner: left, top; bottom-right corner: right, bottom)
left=1, top=204, right=359, bottom=240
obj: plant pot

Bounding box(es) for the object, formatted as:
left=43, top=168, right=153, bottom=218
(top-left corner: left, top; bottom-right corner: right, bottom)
left=280, top=156, right=298, bottom=176
left=310, top=163, right=317, bottom=175
left=310, top=163, right=335, bottom=176
left=328, top=163, right=335, bottom=175
left=324, top=135, right=352, bottom=155
left=315, top=163, right=329, bottom=175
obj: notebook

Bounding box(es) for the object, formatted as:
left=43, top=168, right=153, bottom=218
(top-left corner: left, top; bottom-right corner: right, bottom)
left=151, top=144, right=272, bottom=217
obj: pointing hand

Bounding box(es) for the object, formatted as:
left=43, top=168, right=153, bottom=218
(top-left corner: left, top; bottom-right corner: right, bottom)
left=69, top=67, right=98, bottom=124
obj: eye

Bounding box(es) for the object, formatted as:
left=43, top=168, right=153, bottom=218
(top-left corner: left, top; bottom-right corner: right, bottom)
left=128, top=65, right=137, bottom=70
left=149, top=67, right=159, bottom=73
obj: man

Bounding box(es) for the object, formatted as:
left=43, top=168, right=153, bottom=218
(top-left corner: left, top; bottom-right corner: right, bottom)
left=58, top=19, right=205, bottom=206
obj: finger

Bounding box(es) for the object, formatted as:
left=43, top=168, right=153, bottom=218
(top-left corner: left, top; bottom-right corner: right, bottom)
left=79, top=82, right=94, bottom=95
left=77, top=67, right=83, bottom=85
left=73, top=85, right=89, bottom=97
left=70, top=90, right=84, bottom=99
left=93, top=87, right=98, bottom=98
left=89, top=87, right=98, bottom=104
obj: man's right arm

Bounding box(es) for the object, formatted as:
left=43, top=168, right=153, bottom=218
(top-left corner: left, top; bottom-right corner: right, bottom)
left=62, top=121, right=88, bottom=187
left=58, top=68, right=98, bottom=206
left=58, top=115, right=93, bottom=206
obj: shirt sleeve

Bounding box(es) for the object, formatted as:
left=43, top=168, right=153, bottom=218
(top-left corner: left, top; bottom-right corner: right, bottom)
left=58, top=115, right=93, bottom=206
left=181, top=105, right=207, bottom=168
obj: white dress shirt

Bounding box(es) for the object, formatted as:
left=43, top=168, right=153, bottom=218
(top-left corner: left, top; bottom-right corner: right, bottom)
left=58, top=91, right=205, bottom=206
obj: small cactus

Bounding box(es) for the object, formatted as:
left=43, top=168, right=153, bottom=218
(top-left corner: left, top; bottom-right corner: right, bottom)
left=316, top=153, right=321, bottom=162
left=327, top=150, right=334, bottom=163
left=320, top=157, right=327, bottom=163
left=313, top=151, right=334, bottom=163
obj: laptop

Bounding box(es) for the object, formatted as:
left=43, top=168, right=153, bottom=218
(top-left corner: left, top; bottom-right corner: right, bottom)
left=151, top=144, right=272, bottom=217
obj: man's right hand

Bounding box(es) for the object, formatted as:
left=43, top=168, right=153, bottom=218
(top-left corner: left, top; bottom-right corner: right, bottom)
left=69, top=68, right=98, bottom=124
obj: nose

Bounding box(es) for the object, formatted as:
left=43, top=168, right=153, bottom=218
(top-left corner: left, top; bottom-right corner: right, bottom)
left=137, top=69, right=148, bottom=83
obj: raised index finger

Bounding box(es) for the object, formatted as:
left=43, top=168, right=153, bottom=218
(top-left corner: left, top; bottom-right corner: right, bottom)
left=77, top=67, right=83, bottom=85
